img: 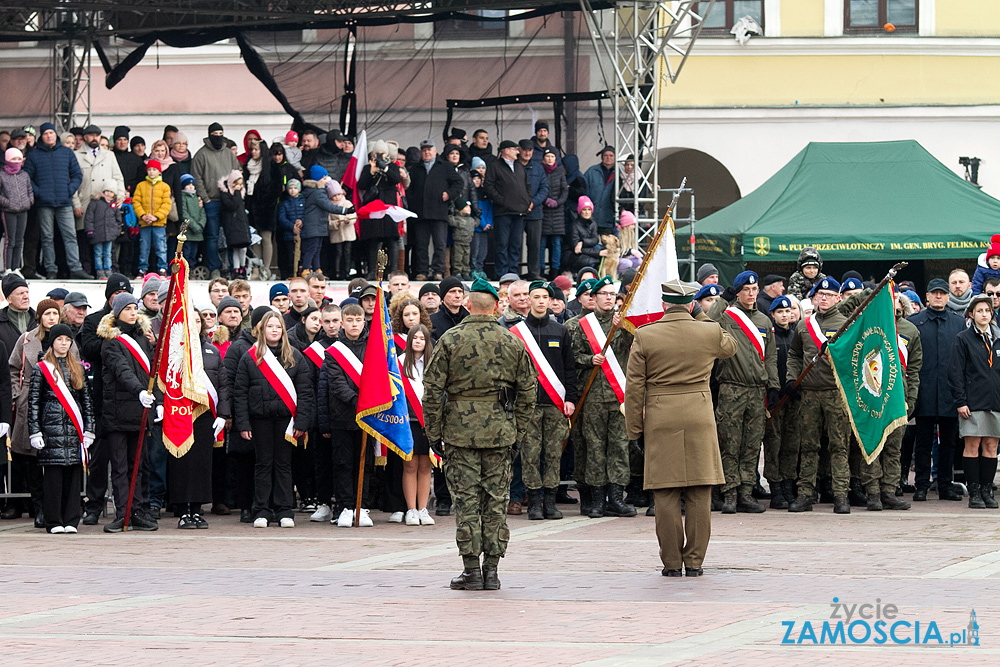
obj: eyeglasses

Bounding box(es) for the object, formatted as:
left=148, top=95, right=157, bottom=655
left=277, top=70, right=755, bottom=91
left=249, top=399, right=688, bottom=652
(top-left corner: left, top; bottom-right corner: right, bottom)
left=595, top=290, right=616, bottom=297
left=987, top=292, right=1000, bottom=297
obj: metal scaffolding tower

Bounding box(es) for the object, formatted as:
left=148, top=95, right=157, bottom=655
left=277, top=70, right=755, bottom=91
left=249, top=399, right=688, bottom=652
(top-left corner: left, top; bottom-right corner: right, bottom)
left=47, top=10, right=99, bottom=132
left=579, top=0, right=714, bottom=246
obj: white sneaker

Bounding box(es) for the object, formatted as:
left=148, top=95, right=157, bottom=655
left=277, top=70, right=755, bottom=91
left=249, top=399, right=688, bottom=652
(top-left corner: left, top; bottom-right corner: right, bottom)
left=279, top=517, right=294, bottom=528
left=388, top=511, right=405, bottom=523
left=358, top=508, right=374, bottom=527
left=418, top=508, right=436, bottom=525
left=49, top=526, right=65, bottom=534
left=63, top=525, right=77, bottom=534
left=253, top=517, right=268, bottom=528
left=310, top=504, right=332, bottom=522
left=335, top=507, right=354, bottom=527
left=404, top=509, right=420, bottom=526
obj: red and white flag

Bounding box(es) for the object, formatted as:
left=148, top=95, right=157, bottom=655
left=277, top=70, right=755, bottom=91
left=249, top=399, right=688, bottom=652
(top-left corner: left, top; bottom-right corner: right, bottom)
left=357, top=199, right=417, bottom=223
left=341, top=129, right=367, bottom=210
left=622, top=220, right=680, bottom=332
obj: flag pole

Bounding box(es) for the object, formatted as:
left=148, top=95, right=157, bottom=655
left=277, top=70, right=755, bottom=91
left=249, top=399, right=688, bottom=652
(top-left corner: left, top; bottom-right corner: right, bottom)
left=767, top=261, right=908, bottom=419
left=354, top=249, right=389, bottom=528
left=123, top=223, right=188, bottom=530
left=561, top=179, right=686, bottom=452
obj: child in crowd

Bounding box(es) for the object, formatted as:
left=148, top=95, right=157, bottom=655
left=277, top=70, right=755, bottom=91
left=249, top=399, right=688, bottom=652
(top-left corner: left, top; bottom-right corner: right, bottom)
left=278, top=179, right=304, bottom=279
left=470, top=170, right=492, bottom=280
left=132, top=159, right=172, bottom=277
left=83, top=185, right=123, bottom=280
left=787, top=246, right=826, bottom=300
left=179, top=174, right=205, bottom=267
left=448, top=199, right=475, bottom=280
left=971, top=235, right=1000, bottom=295
left=218, top=170, right=252, bottom=279
left=0, top=147, right=33, bottom=275
left=326, top=180, right=356, bottom=281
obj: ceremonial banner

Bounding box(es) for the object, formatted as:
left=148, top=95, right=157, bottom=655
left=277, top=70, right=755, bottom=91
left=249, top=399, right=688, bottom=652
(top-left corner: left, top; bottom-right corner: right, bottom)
left=826, top=285, right=908, bottom=464
left=356, top=284, right=414, bottom=464
left=621, top=218, right=679, bottom=332
left=156, top=259, right=211, bottom=457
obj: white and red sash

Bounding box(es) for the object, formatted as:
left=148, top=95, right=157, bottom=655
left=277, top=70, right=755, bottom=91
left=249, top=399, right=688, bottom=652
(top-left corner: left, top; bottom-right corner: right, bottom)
left=203, top=373, right=224, bottom=443
left=579, top=313, right=626, bottom=403
left=509, top=321, right=566, bottom=410
left=400, top=369, right=439, bottom=467
left=117, top=333, right=150, bottom=374
left=725, top=306, right=765, bottom=364
left=303, top=341, right=326, bottom=368
left=38, top=360, right=87, bottom=470
left=898, top=335, right=909, bottom=370
left=326, top=341, right=362, bottom=386
left=250, top=343, right=298, bottom=443
left=806, top=314, right=828, bottom=352
left=393, top=333, right=407, bottom=351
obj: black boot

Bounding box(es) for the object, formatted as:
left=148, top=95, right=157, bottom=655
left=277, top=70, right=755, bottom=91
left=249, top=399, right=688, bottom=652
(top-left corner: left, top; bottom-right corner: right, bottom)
left=981, top=456, right=999, bottom=509
left=736, top=492, right=766, bottom=513
left=645, top=500, right=655, bottom=516
left=721, top=491, right=736, bottom=514
left=848, top=478, right=868, bottom=507
left=881, top=490, right=911, bottom=510
left=751, top=479, right=771, bottom=499
left=819, top=477, right=835, bottom=503
left=782, top=480, right=797, bottom=506
left=451, top=557, right=485, bottom=590
left=966, top=457, right=985, bottom=508
left=833, top=494, right=851, bottom=514
left=555, top=485, right=577, bottom=504
left=542, top=488, right=563, bottom=520
left=579, top=485, right=593, bottom=516
left=605, top=484, right=637, bottom=517
left=768, top=481, right=788, bottom=509
left=526, top=489, right=544, bottom=520
left=482, top=560, right=501, bottom=590
left=788, top=494, right=813, bottom=512
left=711, top=486, right=723, bottom=512
left=588, top=486, right=606, bottom=518
left=866, top=492, right=883, bottom=511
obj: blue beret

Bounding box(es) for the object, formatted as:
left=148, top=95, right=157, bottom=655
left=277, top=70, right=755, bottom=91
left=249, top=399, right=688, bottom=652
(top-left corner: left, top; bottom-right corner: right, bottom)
left=694, top=284, right=722, bottom=300
left=733, top=270, right=758, bottom=289
left=808, top=277, right=841, bottom=297
left=269, top=283, right=289, bottom=301
left=769, top=296, right=793, bottom=312
left=839, top=277, right=863, bottom=293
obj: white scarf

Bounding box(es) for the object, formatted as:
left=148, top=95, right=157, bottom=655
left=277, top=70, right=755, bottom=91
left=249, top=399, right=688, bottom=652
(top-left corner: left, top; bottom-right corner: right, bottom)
left=246, top=158, right=262, bottom=196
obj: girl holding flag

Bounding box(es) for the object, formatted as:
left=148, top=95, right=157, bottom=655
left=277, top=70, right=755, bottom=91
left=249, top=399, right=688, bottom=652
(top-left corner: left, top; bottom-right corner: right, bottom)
left=400, top=324, right=435, bottom=526
left=27, top=324, right=94, bottom=534
left=234, top=310, right=314, bottom=528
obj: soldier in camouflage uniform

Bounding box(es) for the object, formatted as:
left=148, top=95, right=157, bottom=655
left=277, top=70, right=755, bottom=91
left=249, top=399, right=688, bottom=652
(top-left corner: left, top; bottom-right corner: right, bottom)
left=707, top=271, right=779, bottom=514
left=569, top=275, right=636, bottom=518
left=563, top=278, right=596, bottom=514
left=424, top=278, right=536, bottom=591
left=786, top=277, right=851, bottom=514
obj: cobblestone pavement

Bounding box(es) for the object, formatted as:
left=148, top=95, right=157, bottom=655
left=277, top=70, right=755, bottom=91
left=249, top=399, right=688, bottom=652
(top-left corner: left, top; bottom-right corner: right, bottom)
left=1, top=499, right=998, bottom=665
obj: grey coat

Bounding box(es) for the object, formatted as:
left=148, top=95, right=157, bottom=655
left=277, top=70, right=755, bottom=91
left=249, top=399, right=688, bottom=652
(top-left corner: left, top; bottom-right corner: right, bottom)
left=0, top=169, right=34, bottom=213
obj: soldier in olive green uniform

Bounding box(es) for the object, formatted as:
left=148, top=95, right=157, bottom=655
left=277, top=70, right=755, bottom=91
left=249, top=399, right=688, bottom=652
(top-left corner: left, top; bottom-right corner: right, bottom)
left=707, top=271, right=779, bottom=514
left=563, top=279, right=596, bottom=514
left=424, top=278, right=536, bottom=591
left=787, top=277, right=852, bottom=514
left=569, top=276, right=636, bottom=518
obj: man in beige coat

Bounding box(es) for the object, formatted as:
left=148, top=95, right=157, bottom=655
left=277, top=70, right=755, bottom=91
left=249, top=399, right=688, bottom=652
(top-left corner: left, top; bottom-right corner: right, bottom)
left=624, top=279, right=738, bottom=577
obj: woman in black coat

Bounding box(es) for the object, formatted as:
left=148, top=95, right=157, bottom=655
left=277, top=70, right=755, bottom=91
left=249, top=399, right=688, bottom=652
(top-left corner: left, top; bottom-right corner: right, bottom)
left=540, top=149, right=569, bottom=279
left=27, top=324, right=94, bottom=533
left=218, top=171, right=252, bottom=279
left=234, top=310, right=314, bottom=528
left=357, top=148, right=402, bottom=278
left=948, top=294, right=1000, bottom=509
left=567, top=196, right=602, bottom=272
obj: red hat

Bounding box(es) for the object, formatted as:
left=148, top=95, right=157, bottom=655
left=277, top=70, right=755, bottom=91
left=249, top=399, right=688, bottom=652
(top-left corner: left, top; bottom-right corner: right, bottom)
left=146, top=159, right=162, bottom=172
left=553, top=275, right=572, bottom=292
left=989, top=234, right=1000, bottom=261
left=285, top=130, right=299, bottom=143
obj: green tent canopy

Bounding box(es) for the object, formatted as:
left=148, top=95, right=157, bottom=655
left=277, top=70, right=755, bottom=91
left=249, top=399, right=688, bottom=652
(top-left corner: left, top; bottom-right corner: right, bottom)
left=677, top=140, right=1000, bottom=284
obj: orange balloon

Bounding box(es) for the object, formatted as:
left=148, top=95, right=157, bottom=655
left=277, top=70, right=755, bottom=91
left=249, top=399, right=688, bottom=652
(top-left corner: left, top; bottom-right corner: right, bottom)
left=884, top=22, right=896, bottom=32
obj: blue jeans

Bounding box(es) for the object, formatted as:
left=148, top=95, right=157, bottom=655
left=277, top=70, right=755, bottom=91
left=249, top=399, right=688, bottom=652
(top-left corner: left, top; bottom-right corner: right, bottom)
left=93, top=241, right=113, bottom=272
left=300, top=236, right=323, bottom=272
left=471, top=230, right=489, bottom=272
left=182, top=238, right=199, bottom=266
left=540, top=235, right=562, bottom=277
left=38, top=206, right=83, bottom=273
left=138, top=226, right=167, bottom=273
left=494, top=214, right=524, bottom=277
left=203, top=200, right=221, bottom=272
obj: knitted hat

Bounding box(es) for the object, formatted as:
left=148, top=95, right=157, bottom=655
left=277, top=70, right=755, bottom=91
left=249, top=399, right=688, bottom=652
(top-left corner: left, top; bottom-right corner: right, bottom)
left=171, top=131, right=188, bottom=146
left=577, top=196, right=594, bottom=213
left=130, top=136, right=146, bottom=149
left=285, top=130, right=299, bottom=143
left=39, top=122, right=56, bottom=135
left=48, top=323, right=73, bottom=343
left=250, top=305, right=274, bottom=329
left=987, top=234, right=1000, bottom=261
left=309, top=165, right=329, bottom=181
left=270, top=283, right=289, bottom=302
left=438, top=276, right=466, bottom=296
left=471, top=157, right=486, bottom=171
left=217, top=295, right=242, bottom=315
left=180, top=173, right=195, bottom=188
left=696, top=263, right=719, bottom=284
left=299, top=305, right=319, bottom=322
left=4, top=147, right=22, bottom=162
left=534, top=120, right=549, bottom=133
left=1, top=273, right=28, bottom=298
left=146, top=159, right=162, bottom=173
left=418, top=283, right=439, bottom=298
left=618, top=210, right=636, bottom=228
left=326, top=180, right=344, bottom=196
left=113, top=125, right=130, bottom=140
left=553, top=275, right=572, bottom=293
left=157, top=280, right=170, bottom=304
left=112, top=292, right=139, bottom=319
left=35, top=299, right=60, bottom=320
left=105, top=273, right=131, bottom=300
left=208, top=122, right=224, bottom=134
left=140, top=276, right=160, bottom=299
left=286, top=179, right=301, bottom=191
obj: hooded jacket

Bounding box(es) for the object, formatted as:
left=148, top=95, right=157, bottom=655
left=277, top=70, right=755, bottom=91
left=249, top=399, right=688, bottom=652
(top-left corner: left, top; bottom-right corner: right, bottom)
left=300, top=179, right=352, bottom=239
left=787, top=247, right=827, bottom=300
left=278, top=193, right=304, bottom=242
left=97, top=312, right=155, bottom=432
left=28, top=357, right=95, bottom=466
left=191, top=136, right=241, bottom=202
left=24, top=141, right=83, bottom=208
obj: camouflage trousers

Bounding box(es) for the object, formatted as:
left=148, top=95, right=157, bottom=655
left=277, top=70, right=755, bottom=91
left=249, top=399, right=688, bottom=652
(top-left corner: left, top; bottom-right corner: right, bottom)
left=449, top=214, right=475, bottom=277
left=522, top=404, right=569, bottom=490
left=860, top=424, right=904, bottom=494
left=797, top=389, right=851, bottom=495
left=443, top=444, right=512, bottom=558
left=577, top=401, right=629, bottom=487
left=715, top=383, right=766, bottom=494
left=763, top=396, right=800, bottom=484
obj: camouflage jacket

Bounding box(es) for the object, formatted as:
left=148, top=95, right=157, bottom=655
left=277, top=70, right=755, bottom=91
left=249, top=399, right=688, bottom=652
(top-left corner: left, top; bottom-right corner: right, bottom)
left=423, top=314, right=536, bottom=449
left=569, top=308, right=633, bottom=403
left=707, top=297, right=779, bottom=388
left=787, top=269, right=827, bottom=301
left=787, top=305, right=846, bottom=391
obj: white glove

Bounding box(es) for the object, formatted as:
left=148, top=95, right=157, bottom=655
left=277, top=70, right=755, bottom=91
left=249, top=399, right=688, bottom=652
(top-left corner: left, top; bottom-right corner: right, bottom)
left=154, top=405, right=164, bottom=423
left=29, top=433, right=44, bottom=450
left=139, top=390, right=155, bottom=408
left=0, top=422, right=9, bottom=439
left=83, top=432, right=95, bottom=449
left=212, top=417, right=226, bottom=439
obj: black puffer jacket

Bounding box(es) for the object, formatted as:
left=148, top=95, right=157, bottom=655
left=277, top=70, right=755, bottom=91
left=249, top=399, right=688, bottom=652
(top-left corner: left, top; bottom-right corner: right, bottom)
left=233, top=345, right=314, bottom=432
left=568, top=213, right=601, bottom=271
left=948, top=324, right=1000, bottom=413
left=98, top=313, right=155, bottom=433
left=28, top=358, right=95, bottom=466
left=318, top=333, right=367, bottom=433
left=541, top=167, right=569, bottom=236
left=219, top=187, right=252, bottom=248
left=201, top=337, right=231, bottom=419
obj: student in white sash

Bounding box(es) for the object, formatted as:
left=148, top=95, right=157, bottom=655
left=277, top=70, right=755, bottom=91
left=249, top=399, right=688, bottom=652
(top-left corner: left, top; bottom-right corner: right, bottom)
left=233, top=311, right=314, bottom=528
left=400, top=324, right=435, bottom=526
left=27, top=324, right=94, bottom=533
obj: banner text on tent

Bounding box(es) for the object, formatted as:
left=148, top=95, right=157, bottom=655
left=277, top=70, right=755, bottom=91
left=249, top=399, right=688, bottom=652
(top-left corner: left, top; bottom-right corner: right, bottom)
left=777, top=241, right=987, bottom=253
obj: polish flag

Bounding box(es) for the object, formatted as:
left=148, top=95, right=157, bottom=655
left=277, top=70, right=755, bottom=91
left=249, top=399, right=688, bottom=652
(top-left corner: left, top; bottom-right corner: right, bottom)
left=357, top=199, right=417, bottom=223
left=621, top=221, right=680, bottom=332
left=341, top=129, right=367, bottom=209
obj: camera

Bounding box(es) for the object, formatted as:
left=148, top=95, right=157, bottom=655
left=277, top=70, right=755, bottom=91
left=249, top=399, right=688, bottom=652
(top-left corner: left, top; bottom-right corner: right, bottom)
left=374, top=154, right=389, bottom=170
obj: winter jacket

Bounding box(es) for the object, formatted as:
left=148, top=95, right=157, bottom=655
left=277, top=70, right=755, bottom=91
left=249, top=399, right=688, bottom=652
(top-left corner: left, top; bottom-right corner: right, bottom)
left=300, top=180, right=351, bottom=239
left=909, top=306, right=966, bottom=417
left=971, top=253, right=1000, bottom=295
left=27, top=358, right=94, bottom=466
left=358, top=166, right=402, bottom=240
left=224, top=328, right=257, bottom=386
left=475, top=185, right=494, bottom=232
left=0, top=305, right=36, bottom=362
left=497, top=306, right=526, bottom=329
left=407, top=158, right=463, bottom=222
left=897, top=316, right=923, bottom=415
left=278, top=195, right=304, bottom=242
left=529, top=138, right=563, bottom=169
left=948, top=323, right=1000, bottom=413
left=287, top=322, right=319, bottom=353
left=233, top=345, right=314, bottom=432
left=582, top=163, right=615, bottom=231
left=132, top=176, right=172, bottom=228
left=244, top=157, right=280, bottom=233
left=786, top=247, right=826, bottom=300
left=219, top=184, right=252, bottom=248
left=0, top=168, right=34, bottom=213
left=318, top=332, right=367, bottom=432
left=191, top=137, right=241, bottom=202
left=72, top=147, right=125, bottom=212
left=483, top=158, right=531, bottom=217
left=98, top=313, right=155, bottom=433
left=113, top=148, right=146, bottom=194
left=541, top=166, right=569, bottom=235
left=429, top=305, right=469, bottom=342
left=83, top=199, right=122, bottom=244
left=522, top=160, right=549, bottom=222
left=518, top=312, right=579, bottom=408
left=451, top=167, right=481, bottom=219
left=180, top=190, right=206, bottom=243
left=772, top=323, right=794, bottom=385
left=200, top=337, right=231, bottom=419
left=328, top=210, right=357, bottom=244
left=707, top=298, right=779, bottom=388
left=24, top=142, right=82, bottom=208
left=316, top=144, right=351, bottom=183
left=568, top=213, right=601, bottom=271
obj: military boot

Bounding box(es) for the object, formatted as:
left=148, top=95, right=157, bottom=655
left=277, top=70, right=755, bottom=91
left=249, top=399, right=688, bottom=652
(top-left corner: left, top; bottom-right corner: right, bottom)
left=605, top=484, right=637, bottom=517
left=588, top=486, right=607, bottom=518
left=848, top=478, right=868, bottom=507
left=866, top=492, right=883, bottom=511
left=711, top=486, right=724, bottom=512
left=579, top=485, right=593, bottom=516
left=751, top=480, right=771, bottom=500
left=819, top=477, right=835, bottom=503
left=555, top=484, right=578, bottom=504
left=542, top=488, right=563, bottom=520
left=969, top=482, right=986, bottom=509
left=721, top=491, right=737, bottom=514
left=526, top=489, right=544, bottom=520
left=833, top=494, right=851, bottom=514
left=450, top=557, right=484, bottom=590
left=881, top=491, right=911, bottom=510
left=736, top=491, right=766, bottom=513
left=768, top=480, right=788, bottom=509
left=782, top=480, right=798, bottom=506
left=788, top=494, right=813, bottom=513
left=482, top=562, right=501, bottom=591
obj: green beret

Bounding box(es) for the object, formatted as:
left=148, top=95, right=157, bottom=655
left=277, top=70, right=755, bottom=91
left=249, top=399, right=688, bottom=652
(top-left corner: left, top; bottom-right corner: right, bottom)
left=591, top=275, right=614, bottom=295
left=575, top=278, right=597, bottom=298
left=529, top=280, right=557, bottom=298
left=470, top=277, right=498, bottom=301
